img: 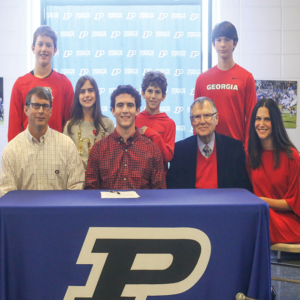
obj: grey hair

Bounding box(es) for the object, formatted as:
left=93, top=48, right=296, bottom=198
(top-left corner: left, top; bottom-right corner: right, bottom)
left=190, top=97, right=218, bottom=114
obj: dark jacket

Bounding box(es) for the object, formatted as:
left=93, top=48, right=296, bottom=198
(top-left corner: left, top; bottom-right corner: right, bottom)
left=166, top=133, right=252, bottom=191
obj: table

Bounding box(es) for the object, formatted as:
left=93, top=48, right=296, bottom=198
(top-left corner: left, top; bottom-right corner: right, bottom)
left=0, top=189, right=271, bottom=300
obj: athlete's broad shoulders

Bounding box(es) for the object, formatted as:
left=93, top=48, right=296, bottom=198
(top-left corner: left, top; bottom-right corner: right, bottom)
left=199, top=64, right=252, bottom=77
left=15, top=70, right=70, bottom=85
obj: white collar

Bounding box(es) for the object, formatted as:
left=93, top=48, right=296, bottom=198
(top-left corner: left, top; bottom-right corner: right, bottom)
left=26, top=126, right=50, bottom=144
left=197, top=132, right=215, bottom=157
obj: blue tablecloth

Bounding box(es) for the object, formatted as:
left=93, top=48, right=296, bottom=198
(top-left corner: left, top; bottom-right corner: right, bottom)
left=0, top=189, right=271, bottom=300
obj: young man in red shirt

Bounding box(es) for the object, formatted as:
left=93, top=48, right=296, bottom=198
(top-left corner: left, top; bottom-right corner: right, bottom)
left=194, top=21, right=256, bottom=145
left=85, top=85, right=166, bottom=190
left=8, top=25, right=74, bottom=141
left=166, top=97, right=251, bottom=190
left=136, top=71, right=176, bottom=173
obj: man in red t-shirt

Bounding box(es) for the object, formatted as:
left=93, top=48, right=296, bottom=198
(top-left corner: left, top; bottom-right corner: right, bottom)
left=166, top=97, right=251, bottom=190
left=194, top=21, right=256, bottom=145
left=8, top=25, right=74, bottom=141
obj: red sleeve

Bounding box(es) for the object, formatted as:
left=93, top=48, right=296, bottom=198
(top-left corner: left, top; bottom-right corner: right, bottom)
left=244, top=74, right=257, bottom=146
left=8, top=79, right=25, bottom=141
left=63, top=79, right=74, bottom=128
left=144, top=122, right=175, bottom=163
left=149, top=145, right=166, bottom=189
left=84, top=144, right=102, bottom=190
left=285, top=150, right=300, bottom=216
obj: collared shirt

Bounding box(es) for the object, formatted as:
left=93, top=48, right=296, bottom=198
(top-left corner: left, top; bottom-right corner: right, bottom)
left=0, top=127, right=85, bottom=197
left=197, top=132, right=215, bottom=158
left=85, top=129, right=166, bottom=190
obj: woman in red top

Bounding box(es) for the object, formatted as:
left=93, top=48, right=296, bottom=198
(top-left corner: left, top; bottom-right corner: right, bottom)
left=247, top=98, right=300, bottom=244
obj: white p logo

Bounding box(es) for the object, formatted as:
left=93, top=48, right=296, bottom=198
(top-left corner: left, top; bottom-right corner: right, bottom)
left=94, top=13, right=104, bottom=20
left=158, top=51, right=168, bottom=58
left=63, top=13, right=72, bottom=20
left=158, top=13, right=168, bottom=20
left=190, top=51, right=200, bottom=58
left=174, top=69, right=184, bottom=76
left=95, top=50, right=105, bottom=57
left=64, top=227, right=211, bottom=300
left=190, top=13, right=200, bottom=21
left=174, top=32, right=184, bottom=38
left=174, top=107, right=184, bottom=113
left=79, top=69, right=89, bottom=76
left=142, top=31, right=152, bottom=38
left=63, top=50, right=73, bottom=57
left=127, top=50, right=136, bottom=57
left=111, top=69, right=121, bottom=76
left=79, top=31, right=88, bottom=38
left=127, top=12, right=136, bottom=19
left=111, top=31, right=121, bottom=38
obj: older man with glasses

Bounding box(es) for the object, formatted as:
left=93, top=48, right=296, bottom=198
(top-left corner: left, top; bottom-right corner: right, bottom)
left=166, top=97, right=252, bottom=191
left=0, top=86, right=85, bottom=197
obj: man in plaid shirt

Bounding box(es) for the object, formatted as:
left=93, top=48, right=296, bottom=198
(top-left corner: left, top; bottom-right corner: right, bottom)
left=85, top=85, right=166, bottom=190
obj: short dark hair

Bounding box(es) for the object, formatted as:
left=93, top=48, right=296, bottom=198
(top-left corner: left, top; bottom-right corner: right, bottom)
left=110, top=85, right=141, bottom=109
left=141, top=71, right=168, bottom=96
left=32, top=25, right=57, bottom=49
left=248, top=98, right=297, bottom=169
left=212, top=21, right=238, bottom=44
left=25, top=86, right=52, bottom=106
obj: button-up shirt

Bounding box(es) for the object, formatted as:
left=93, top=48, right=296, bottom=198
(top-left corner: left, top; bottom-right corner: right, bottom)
left=85, top=129, right=166, bottom=189
left=197, top=132, right=215, bottom=157
left=0, top=127, right=85, bottom=197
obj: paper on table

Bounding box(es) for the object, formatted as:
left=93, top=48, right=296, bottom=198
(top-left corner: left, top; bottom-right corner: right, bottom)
left=101, top=191, right=140, bottom=198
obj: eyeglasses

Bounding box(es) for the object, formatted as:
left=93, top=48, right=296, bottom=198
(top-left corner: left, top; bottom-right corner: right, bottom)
left=28, top=103, right=51, bottom=111
left=190, top=112, right=217, bottom=123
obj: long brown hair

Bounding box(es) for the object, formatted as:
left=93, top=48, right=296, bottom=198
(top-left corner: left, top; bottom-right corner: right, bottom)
left=248, top=98, right=297, bottom=169
left=67, top=76, right=107, bottom=135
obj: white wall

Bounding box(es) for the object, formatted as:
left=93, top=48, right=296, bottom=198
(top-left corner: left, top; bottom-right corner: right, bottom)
left=0, top=0, right=28, bottom=159
left=216, top=0, right=300, bottom=149
left=0, top=0, right=39, bottom=161
left=0, top=0, right=299, bottom=156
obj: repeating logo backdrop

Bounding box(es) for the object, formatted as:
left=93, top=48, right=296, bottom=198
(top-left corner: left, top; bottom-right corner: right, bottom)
left=46, top=5, right=201, bottom=141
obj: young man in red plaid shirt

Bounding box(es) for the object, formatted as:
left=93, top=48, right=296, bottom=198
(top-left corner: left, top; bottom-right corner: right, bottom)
left=85, top=85, right=166, bottom=190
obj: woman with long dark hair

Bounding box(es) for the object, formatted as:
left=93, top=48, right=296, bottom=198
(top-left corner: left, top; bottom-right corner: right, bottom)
left=64, top=76, right=114, bottom=169
left=247, top=98, right=300, bottom=243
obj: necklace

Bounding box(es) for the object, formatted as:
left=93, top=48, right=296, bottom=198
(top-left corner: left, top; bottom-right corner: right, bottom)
left=78, top=121, right=92, bottom=155
left=77, top=121, right=106, bottom=155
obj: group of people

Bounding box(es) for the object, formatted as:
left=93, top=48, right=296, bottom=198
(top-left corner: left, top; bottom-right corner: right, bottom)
left=0, top=21, right=299, bottom=246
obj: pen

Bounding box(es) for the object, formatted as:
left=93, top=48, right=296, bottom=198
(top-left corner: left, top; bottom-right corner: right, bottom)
left=109, top=190, right=121, bottom=195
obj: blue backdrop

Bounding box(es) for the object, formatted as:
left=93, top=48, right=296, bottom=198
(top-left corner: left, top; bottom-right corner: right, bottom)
left=46, top=4, right=201, bottom=141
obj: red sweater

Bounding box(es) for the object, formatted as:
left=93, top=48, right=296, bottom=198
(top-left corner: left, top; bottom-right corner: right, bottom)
left=194, top=64, right=256, bottom=145
left=8, top=70, right=74, bottom=141
left=247, top=149, right=300, bottom=243
left=135, top=110, right=176, bottom=172
left=195, top=146, right=218, bottom=189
